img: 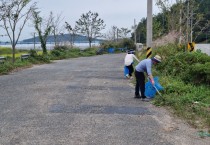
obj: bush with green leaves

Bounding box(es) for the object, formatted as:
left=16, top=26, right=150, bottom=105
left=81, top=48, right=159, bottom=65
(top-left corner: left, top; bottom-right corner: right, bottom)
left=50, top=46, right=99, bottom=59
left=187, top=62, right=210, bottom=84
left=51, top=49, right=65, bottom=58
left=153, top=78, right=210, bottom=127
left=0, top=62, right=14, bottom=75
left=119, top=38, right=136, bottom=50
left=80, top=47, right=98, bottom=56
left=100, top=41, right=120, bottom=52
left=29, top=49, right=38, bottom=57
left=150, top=44, right=210, bottom=128
left=50, top=45, right=70, bottom=58
left=100, top=38, right=136, bottom=51
left=29, top=55, right=51, bottom=63
left=155, top=46, right=210, bottom=85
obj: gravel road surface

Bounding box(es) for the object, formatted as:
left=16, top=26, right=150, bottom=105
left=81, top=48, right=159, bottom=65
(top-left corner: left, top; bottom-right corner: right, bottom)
left=0, top=53, right=209, bottom=145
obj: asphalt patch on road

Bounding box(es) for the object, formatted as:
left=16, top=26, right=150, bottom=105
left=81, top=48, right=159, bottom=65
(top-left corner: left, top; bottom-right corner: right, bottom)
left=49, top=104, right=152, bottom=115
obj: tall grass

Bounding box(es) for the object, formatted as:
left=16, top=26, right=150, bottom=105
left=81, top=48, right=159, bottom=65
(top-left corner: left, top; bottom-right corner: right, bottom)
left=140, top=44, right=210, bottom=129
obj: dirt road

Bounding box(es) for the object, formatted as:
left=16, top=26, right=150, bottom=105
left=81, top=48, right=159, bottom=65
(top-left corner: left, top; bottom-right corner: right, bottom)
left=0, top=53, right=209, bottom=145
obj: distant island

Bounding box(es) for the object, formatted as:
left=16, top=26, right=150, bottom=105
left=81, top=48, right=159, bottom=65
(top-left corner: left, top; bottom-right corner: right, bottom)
left=0, top=34, right=105, bottom=44
left=22, top=33, right=104, bottom=44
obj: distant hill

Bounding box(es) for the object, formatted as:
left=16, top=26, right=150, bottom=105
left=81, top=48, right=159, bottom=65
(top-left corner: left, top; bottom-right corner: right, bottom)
left=21, top=34, right=104, bottom=43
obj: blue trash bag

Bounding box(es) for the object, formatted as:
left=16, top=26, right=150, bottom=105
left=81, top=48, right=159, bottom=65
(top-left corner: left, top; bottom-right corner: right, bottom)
left=145, top=76, right=164, bottom=98
left=108, top=48, right=115, bottom=53
left=124, top=66, right=129, bottom=77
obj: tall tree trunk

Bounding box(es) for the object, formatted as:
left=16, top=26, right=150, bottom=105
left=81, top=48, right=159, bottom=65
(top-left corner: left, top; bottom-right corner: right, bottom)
left=12, top=44, right=15, bottom=64
left=179, top=0, right=182, bottom=44
left=89, top=38, right=92, bottom=48
left=12, top=31, right=15, bottom=63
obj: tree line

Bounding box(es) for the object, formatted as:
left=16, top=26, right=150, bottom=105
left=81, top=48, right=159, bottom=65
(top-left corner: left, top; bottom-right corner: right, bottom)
left=132, top=0, right=210, bottom=45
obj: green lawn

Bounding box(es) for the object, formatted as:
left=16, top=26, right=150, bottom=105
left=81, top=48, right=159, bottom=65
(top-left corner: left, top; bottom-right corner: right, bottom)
left=0, top=47, right=43, bottom=58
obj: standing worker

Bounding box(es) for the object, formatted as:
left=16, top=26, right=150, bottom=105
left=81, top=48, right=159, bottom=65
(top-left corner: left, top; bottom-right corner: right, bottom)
left=134, top=55, right=162, bottom=100
left=124, top=50, right=140, bottom=79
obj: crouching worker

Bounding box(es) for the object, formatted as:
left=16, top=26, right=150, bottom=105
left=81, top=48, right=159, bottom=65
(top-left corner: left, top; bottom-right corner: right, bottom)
left=134, top=55, right=162, bottom=101
left=124, top=50, right=139, bottom=79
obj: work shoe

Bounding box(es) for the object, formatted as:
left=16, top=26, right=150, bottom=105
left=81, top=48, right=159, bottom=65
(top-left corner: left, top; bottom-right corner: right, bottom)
left=134, top=94, right=141, bottom=99
left=141, top=98, right=152, bottom=102
left=126, top=74, right=130, bottom=79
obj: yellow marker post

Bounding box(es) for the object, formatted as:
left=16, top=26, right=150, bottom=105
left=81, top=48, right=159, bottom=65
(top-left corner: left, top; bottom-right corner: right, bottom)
left=188, top=42, right=195, bottom=52
left=146, top=47, right=152, bottom=58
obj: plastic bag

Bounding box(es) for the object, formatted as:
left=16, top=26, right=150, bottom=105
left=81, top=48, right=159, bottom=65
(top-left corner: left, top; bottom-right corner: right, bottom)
left=145, top=76, right=164, bottom=98
left=124, top=66, right=129, bottom=77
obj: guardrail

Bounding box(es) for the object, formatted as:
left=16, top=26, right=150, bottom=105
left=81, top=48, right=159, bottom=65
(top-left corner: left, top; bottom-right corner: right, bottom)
left=0, top=56, right=6, bottom=64
left=21, top=54, right=30, bottom=60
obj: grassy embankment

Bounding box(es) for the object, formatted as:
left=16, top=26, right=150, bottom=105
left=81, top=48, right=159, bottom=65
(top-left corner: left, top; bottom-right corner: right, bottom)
left=137, top=44, right=210, bottom=132
left=0, top=45, right=122, bottom=75
left=0, top=46, right=103, bottom=75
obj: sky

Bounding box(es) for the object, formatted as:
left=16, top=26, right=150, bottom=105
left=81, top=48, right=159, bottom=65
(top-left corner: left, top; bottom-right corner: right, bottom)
left=1, top=0, right=168, bottom=42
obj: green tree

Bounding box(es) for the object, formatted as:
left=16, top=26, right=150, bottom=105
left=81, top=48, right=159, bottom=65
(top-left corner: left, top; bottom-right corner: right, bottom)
left=51, top=12, right=64, bottom=46
left=32, top=11, right=53, bottom=54
left=120, top=38, right=135, bottom=50
left=75, top=11, right=105, bottom=48
left=0, top=0, right=36, bottom=63
left=65, top=21, right=77, bottom=48
left=118, top=28, right=131, bottom=39
left=192, top=0, right=210, bottom=42
left=156, top=0, right=210, bottom=43
left=132, top=18, right=147, bottom=44
left=104, top=26, right=118, bottom=41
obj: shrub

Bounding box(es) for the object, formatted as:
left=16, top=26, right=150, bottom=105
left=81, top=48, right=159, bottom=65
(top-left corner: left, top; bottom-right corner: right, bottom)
left=156, top=48, right=210, bottom=85
left=54, top=45, right=70, bottom=51
left=151, top=44, right=210, bottom=128
left=51, top=49, right=65, bottom=57
left=186, top=62, right=210, bottom=85
left=100, top=38, right=136, bottom=51
left=119, top=38, right=136, bottom=50
left=50, top=45, right=70, bottom=59
left=0, top=62, right=14, bottom=75
left=153, top=76, right=210, bottom=128
left=100, top=41, right=120, bottom=52
left=29, top=49, right=38, bottom=57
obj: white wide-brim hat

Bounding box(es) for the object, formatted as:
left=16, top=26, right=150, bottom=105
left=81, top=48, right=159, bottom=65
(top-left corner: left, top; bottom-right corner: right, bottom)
left=153, top=55, right=162, bottom=63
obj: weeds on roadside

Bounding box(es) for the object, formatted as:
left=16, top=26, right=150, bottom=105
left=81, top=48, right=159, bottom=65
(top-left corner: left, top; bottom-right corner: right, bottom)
left=147, top=44, right=210, bottom=129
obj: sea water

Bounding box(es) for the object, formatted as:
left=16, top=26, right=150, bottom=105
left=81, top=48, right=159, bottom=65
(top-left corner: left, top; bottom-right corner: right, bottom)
left=0, top=42, right=100, bottom=50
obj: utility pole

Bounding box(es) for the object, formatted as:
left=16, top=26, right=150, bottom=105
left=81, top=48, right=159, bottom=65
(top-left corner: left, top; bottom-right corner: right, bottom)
left=147, top=0, right=153, bottom=48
